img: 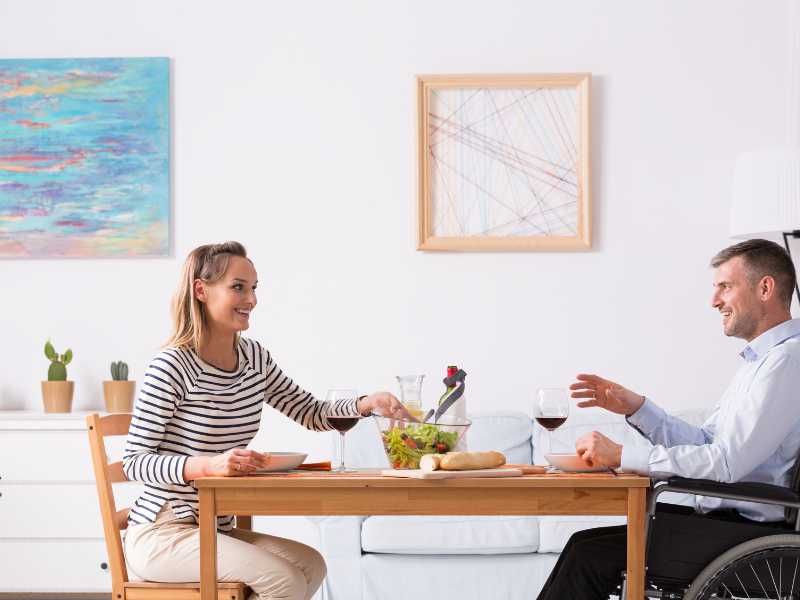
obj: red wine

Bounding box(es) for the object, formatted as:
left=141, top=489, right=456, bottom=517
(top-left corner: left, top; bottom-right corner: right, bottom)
left=328, top=416, right=360, bottom=432
left=536, top=416, right=567, bottom=431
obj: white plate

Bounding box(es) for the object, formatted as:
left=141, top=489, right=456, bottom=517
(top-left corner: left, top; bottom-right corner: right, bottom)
left=253, top=451, right=308, bottom=472
left=544, top=453, right=608, bottom=473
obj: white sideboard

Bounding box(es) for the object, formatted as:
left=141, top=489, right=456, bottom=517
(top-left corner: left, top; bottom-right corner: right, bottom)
left=0, top=411, right=326, bottom=597
left=0, top=411, right=138, bottom=593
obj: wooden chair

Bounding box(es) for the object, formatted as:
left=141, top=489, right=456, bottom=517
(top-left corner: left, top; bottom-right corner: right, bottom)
left=86, top=412, right=249, bottom=600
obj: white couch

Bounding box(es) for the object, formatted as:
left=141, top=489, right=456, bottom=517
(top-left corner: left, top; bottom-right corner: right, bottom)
left=313, top=407, right=706, bottom=600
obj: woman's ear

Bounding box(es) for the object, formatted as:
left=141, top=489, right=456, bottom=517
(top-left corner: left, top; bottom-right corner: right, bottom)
left=194, top=279, right=207, bottom=302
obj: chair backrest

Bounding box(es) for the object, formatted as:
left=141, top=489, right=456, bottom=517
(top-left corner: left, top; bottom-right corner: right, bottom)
left=86, top=412, right=133, bottom=596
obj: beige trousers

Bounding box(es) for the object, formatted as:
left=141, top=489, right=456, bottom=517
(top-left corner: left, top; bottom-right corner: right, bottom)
left=124, top=505, right=326, bottom=600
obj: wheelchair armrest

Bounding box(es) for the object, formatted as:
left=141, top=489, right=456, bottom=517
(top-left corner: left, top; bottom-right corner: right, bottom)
left=652, top=476, right=800, bottom=509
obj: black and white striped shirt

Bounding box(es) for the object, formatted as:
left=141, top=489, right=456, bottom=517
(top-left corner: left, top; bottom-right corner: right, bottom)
left=122, top=337, right=358, bottom=531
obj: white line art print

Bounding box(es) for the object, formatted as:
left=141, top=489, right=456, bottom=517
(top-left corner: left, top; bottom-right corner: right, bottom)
left=418, top=75, right=590, bottom=251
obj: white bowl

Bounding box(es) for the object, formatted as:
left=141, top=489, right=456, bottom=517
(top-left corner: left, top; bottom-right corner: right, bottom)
left=544, top=453, right=608, bottom=473
left=255, top=451, right=308, bottom=472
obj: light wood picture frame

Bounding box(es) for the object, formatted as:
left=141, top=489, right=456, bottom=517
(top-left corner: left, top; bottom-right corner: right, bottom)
left=417, top=73, right=591, bottom=251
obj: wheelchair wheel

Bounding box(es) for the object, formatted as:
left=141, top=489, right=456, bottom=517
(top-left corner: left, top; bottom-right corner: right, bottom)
left=683, top=534, right=800, bottom=600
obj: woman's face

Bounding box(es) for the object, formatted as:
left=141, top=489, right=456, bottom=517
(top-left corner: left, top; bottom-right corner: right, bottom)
left=195, top=256, right=258, bottom=334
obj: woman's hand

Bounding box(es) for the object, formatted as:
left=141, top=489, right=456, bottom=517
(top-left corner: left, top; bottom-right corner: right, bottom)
left=357, top=392, right=411, bottom=418
left=569, top=373, right=645, bottom=416
left=185, top=448, right=270, bottom=479
left=575, top=431, right=623, bottom=468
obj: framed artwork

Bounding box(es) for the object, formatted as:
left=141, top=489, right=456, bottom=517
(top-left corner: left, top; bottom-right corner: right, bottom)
left=417, top=73, right=591, bottom=251
left=0, top=57, right=170, bottom=258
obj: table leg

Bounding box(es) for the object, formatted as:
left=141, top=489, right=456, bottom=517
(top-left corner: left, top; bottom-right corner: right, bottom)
left=199, top=488, right=217, bottom=600
left=626, top=487, right=647, bottom=600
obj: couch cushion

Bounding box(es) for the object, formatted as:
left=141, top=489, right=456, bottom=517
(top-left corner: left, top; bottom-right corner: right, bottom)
left=362, top=553, right=558, bottom=600
left=537, top=515, right=627, bottom=553
left=361, top=515, right=540, bottom=554
left=467, top=411, right=533, bottom=465
left=338, top=416, right=390, bottom=468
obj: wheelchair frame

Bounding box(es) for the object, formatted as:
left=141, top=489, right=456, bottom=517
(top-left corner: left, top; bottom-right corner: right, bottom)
left=619, top=476, right=800, bottom=600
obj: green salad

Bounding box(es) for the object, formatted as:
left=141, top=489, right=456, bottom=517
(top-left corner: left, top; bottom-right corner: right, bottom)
left=381, top=423, right=459, bottom=469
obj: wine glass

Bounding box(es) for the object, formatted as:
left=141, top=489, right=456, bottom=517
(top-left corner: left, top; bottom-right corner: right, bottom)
left=325, top=389, right=363, bottom=473
left=533, top=388, right=570, bottom=456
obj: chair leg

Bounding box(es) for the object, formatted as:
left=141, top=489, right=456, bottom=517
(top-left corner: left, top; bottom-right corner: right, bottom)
left=112, top=583, right=124, bottom=600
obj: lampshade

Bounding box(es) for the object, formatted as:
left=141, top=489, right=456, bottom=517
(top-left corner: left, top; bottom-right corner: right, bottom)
left=730, top=147, right=800, bottom=238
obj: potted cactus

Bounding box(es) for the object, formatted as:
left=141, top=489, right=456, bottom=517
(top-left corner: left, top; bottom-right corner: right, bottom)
left=103, top=360, right=135, bottom=413
left=41, top=340, right=74, bottom=413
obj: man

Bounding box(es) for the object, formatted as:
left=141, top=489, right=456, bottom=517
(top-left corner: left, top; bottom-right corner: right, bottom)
left=537, top=239, right=800, bottom=600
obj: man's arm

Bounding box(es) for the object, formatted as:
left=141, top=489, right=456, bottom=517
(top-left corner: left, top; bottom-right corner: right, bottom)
left=626, top=397, right=717, bottom=448
left=624, top=353, right=797, bottom=479
left=572, top=372, right=717, bottom=448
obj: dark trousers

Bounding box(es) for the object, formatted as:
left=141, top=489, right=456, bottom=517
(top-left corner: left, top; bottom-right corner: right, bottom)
left=537, top=503, right=788, bottom=600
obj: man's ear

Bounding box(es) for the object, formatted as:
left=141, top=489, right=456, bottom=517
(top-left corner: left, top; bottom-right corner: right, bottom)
left=758, top=275, right=776, bottom=301
left=194, top=279, right=207, bottom=302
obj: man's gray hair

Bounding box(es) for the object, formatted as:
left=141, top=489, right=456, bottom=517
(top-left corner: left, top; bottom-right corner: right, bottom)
left=711, top=239, right=797, bottom=309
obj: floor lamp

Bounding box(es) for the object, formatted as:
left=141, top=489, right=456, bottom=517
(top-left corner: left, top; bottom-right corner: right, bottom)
left=730, top=148, right=800, bottom=306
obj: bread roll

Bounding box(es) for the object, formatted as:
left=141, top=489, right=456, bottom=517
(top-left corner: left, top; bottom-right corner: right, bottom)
left=419, top=454, right=444, bottom=472
left=439, top=451, right=506, bottom=471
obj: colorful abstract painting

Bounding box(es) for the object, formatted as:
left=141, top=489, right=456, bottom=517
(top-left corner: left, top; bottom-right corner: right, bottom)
left=0, top=58, right=170, bottom=257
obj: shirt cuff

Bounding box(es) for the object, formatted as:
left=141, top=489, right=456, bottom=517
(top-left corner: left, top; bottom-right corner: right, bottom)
left=620, top=444, right=651, bottom=475
left=173, top=455, right=189, bottom=485
left=626, top=396, right=666, bottom=435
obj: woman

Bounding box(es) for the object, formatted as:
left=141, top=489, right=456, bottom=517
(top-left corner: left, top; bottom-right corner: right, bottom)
left=122, top=241, right=405, bottom=600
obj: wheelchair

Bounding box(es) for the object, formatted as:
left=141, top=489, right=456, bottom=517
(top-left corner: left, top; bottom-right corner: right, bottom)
left=616, top=470, right=800, bottom=600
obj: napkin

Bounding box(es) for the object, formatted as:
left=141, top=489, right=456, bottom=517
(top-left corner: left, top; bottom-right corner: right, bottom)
left=296, top=461, right=332, bottom=471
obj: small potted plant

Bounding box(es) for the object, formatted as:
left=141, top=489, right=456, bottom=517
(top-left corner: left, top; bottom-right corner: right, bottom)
left=42, top=340, right=74, bottom=413
left=103, top=361, right=135, bottom=413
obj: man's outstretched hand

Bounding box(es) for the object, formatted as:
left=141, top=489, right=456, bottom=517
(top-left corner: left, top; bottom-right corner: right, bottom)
left=569, top=374, right=645, bottom=416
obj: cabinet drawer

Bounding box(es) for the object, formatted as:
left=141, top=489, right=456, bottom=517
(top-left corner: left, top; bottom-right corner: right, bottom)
left=0, top=430, right=126, bottom=481
left=0, top=539, right=112, bottom=591
left=0, top=482, right=142, bottom=538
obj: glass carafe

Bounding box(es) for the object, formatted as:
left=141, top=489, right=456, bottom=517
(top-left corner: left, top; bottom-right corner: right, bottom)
left=396, top=374, right=425, bottom=419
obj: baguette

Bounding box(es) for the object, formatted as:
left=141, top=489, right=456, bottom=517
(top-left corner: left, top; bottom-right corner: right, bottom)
left=439, top=451, right=506, bottom=471
left=419, top=454, right=444, bottom=472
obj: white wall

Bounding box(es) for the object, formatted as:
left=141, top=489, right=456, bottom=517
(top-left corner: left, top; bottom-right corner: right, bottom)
left=0, top=0, right=796, bottom=460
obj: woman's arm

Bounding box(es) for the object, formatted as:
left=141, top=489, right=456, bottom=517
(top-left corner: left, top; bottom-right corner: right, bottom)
left=124, top=351, right=270, bottom=482
left=257, top=342, right=405, bottom=430
left=184, top=448, right=268, bottom=479
left=122, top=353, right=190, bottom=485
left=262, top=357, right=357, bottom=431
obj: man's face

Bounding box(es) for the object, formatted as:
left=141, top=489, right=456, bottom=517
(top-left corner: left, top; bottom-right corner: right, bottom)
left=711, top=256, right=765, bottom=341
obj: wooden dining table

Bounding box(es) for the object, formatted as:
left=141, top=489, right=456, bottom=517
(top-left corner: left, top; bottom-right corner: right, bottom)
left=195, top=471, right=650, bottom=600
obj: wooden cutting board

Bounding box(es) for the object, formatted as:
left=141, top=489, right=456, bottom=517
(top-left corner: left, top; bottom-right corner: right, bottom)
left=503, top=464, right=548, bottom=475
left=380, top=468, right=523, bottom=479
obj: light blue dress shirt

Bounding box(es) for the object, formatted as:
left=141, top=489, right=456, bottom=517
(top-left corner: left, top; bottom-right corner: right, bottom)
left=620, top=318, right=800, bottom=522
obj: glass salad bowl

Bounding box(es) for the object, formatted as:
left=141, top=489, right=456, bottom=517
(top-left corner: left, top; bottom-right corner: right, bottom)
left=372, top=413, right=471, bottom=469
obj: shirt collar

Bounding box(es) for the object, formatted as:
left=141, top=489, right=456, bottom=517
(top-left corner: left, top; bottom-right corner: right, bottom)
left=740, top=318, right=800, bottom=362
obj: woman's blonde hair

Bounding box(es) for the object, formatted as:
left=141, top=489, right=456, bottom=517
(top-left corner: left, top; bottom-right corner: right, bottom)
left=164, top=241, right=250, bottom=350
